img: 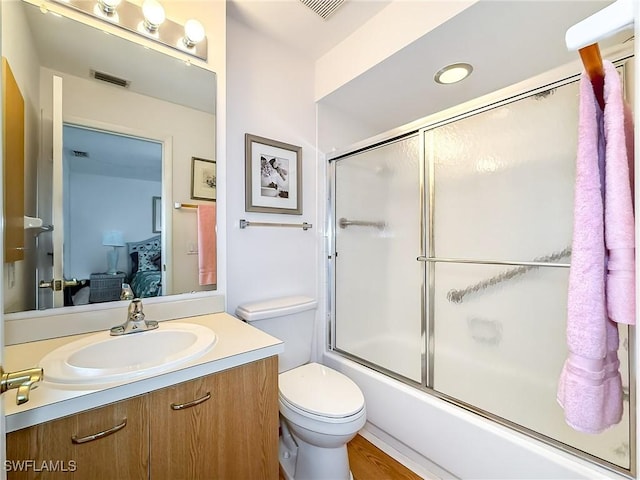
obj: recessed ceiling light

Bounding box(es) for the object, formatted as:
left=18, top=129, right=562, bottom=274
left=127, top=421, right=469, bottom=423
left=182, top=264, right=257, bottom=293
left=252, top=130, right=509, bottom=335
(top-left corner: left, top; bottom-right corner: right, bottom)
left=434, top=63, right=473, bottom=85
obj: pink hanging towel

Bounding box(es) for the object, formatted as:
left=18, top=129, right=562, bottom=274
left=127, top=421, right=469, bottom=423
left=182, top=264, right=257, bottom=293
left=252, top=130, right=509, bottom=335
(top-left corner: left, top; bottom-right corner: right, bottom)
left=197, top=204, right=217, bottom=286
left=603, top=61, right=635, bottom=326
left=557, top=63, right=624, bottom=434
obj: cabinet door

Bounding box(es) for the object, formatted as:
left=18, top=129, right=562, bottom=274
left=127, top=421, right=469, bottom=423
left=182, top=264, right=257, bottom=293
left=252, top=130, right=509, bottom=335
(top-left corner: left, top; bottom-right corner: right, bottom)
left=149, top=356, right=279, bottom=480
left=6, top=395, right=149, bottom=479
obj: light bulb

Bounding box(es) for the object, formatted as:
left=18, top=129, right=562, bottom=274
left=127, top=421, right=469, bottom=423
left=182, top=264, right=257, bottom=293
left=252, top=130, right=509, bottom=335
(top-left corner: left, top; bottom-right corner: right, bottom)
left=183, top=19, right=205, bottom=47
left=97, top=0, right=121, bottom=14
left=142, top=0, right=165, bottom=32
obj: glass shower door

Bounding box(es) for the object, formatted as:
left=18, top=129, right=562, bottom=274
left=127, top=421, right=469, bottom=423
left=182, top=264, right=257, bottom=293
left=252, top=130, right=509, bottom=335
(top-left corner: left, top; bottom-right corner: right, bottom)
left=333, top=135, right=423, bottom=383
left=428, top=79, right=630, bottom=468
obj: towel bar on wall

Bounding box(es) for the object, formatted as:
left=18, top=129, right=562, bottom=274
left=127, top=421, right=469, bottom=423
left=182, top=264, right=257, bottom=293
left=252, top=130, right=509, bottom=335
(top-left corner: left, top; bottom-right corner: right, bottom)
left=174, top=202, right=199, bottom=210
left=239, top=219, right=312, bottom=231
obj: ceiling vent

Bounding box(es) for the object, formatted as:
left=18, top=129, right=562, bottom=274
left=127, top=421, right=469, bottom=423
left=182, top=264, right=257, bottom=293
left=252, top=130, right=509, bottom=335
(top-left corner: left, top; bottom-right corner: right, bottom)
left=71, top=150, right=89, bottom=157
left=299, top=0, right=345, bottom=20
left=91, top=70, right=130, bottom=88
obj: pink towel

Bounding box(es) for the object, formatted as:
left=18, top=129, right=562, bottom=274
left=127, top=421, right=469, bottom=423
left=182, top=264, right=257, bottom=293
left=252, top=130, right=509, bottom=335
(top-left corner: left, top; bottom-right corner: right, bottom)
left=557, top=63, right=624, bottom=434
left=197, top=204, right=217, bottom=286
left=603, top=61, right=635, bottom=325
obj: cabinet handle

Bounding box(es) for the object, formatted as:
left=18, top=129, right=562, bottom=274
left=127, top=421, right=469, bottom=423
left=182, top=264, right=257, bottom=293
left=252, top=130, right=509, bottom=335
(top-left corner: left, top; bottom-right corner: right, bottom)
left=170, top=392, right=211, bottom=410
left=71, top=418, right=127, bottom=444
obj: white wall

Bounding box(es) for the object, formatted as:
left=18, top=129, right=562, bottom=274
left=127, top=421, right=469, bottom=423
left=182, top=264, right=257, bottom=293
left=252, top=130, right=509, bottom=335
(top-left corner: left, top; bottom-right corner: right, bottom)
left=226, top=16, right=319, bottom=317
left=65, top=172, right=161, bottom=279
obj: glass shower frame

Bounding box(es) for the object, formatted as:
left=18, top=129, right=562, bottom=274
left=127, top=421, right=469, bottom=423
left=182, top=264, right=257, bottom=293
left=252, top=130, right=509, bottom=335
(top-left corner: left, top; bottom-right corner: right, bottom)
left=326, top=56, right=636, bottom=477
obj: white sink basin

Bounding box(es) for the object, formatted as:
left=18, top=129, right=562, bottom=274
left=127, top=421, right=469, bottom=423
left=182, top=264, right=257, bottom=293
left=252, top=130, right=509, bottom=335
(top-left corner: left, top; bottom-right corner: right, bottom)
left=40, top=323, right=217, bottom=385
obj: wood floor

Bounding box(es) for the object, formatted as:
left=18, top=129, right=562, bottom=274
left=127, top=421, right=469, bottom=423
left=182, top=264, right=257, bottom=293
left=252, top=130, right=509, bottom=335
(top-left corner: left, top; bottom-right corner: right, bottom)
left=349, top=435, right=423, bottom=480
left=278, top=434, right=423, bottom=480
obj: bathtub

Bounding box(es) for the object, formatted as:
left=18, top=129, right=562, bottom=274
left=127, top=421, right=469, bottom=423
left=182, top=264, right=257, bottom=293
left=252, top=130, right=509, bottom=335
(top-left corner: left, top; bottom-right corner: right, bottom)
left=323, top=351, right=630, bottom=480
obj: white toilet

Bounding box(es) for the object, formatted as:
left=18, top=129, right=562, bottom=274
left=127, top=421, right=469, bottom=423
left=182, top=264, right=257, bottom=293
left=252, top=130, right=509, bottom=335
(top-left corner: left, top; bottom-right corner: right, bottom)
left=236, top=296, right=366, bottom=480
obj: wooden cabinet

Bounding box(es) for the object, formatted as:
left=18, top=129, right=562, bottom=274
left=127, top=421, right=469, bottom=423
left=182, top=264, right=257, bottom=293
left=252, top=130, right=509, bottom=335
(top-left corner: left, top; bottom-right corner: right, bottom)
left=7, top=395, right=149, bottom=479
left=7, top=357, right=279, bottom=480
left=150, top=355, right=279, bottom=479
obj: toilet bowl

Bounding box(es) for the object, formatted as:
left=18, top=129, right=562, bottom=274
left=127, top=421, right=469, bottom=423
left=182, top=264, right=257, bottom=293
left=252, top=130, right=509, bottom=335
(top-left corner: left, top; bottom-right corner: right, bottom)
left=278, top=363, right=366, bottom=480
left=235, top=296, right=367, bottom=480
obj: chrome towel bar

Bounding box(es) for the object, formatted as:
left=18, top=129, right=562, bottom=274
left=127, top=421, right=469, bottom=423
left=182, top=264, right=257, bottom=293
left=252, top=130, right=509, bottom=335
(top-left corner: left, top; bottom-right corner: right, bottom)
left=239, top=219, right=312, bottom=231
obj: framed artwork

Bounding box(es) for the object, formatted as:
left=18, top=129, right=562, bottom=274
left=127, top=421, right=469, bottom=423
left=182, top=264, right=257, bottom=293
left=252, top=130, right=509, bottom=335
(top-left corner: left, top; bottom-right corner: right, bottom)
left=152, top=196, right=162, bottom=233
left=191, top=157, right=217, bottom=201
left=245, top=133, right=302, bottom=215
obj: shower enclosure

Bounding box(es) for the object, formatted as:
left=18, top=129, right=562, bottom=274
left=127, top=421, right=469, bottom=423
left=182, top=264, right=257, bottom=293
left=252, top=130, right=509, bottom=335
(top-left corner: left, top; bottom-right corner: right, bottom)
left=329, top=64, right=632, bottom=473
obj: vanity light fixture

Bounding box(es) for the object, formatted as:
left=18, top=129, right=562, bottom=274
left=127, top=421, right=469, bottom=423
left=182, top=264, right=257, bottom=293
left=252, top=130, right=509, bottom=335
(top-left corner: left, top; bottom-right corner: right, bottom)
left=434, top=62, right=473, bottom=85
left=49, top=0, right=208, bottom=61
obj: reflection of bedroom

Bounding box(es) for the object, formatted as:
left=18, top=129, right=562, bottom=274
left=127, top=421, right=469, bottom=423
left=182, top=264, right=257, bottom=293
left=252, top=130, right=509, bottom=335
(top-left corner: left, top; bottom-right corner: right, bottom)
left=62, top=125, right=162, bottom=305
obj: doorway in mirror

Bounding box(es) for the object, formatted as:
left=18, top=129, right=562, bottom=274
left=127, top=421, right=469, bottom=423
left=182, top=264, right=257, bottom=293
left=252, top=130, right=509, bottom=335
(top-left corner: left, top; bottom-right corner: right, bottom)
left=51, top=125, right=163, bottom=309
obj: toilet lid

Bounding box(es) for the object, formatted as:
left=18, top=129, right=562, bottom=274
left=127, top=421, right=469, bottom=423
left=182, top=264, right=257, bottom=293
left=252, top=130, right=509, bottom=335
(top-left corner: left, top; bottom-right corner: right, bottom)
left=279, top=363, right=364, bottom=418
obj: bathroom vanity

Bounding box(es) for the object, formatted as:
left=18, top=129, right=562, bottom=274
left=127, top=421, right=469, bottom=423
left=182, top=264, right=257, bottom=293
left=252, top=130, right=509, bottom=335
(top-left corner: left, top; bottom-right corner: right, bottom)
left=4, top=313, right=283, bottom=479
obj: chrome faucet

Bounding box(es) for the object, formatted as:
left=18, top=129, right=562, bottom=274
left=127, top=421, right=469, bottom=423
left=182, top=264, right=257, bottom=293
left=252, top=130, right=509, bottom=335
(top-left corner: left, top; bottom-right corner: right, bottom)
left=110, top=298, right=159, bottom=336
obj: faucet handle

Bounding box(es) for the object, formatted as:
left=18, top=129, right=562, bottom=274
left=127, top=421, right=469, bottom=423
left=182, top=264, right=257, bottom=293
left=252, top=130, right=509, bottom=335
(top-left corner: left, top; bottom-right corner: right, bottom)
left=1, top=367, right=44, bottom=405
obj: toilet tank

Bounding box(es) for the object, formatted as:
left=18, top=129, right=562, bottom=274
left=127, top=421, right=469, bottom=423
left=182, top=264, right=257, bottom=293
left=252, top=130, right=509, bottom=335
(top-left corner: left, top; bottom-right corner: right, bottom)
left=235, top=296, right=317, bottom=373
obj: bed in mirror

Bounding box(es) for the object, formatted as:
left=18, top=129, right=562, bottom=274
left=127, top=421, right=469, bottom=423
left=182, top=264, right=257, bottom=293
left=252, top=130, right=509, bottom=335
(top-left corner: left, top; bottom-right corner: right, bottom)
left=2, top=0, right=217, bottom=318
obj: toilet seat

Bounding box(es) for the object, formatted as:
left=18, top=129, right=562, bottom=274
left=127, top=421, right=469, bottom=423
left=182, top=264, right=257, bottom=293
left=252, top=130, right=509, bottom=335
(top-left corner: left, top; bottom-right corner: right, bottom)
left=279, top=363, right=365, bottom=420
left=279, top=395, right=365, bottom=427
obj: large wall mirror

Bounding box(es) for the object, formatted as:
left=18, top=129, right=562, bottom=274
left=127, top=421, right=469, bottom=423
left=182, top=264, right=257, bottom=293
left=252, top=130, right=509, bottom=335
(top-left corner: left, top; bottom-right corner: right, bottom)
left=2, top=0, right=217, bottom=318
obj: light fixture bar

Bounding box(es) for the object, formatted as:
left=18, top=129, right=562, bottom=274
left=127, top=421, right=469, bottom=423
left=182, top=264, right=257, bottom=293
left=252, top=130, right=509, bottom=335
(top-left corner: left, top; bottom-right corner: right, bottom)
left=50, top=0, right=208, bottom=61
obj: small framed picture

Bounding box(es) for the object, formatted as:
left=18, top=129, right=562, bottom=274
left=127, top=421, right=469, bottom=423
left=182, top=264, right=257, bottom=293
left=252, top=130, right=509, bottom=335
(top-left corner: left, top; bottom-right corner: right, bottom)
left=191, top=157, right=217, bottom=201
left=245, top=134, right=302, bottom=215
left=152, top=196, right=162, bottom=233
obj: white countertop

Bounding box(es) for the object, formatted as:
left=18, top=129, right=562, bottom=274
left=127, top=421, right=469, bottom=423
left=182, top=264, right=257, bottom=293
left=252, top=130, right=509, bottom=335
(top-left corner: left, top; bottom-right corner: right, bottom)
left=4, top=312, right=283, bottom=432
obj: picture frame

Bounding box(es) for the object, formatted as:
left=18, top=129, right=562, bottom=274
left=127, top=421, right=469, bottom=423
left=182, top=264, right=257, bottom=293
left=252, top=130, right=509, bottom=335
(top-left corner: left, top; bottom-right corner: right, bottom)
left=152, top=196, right=162, bottom=233
left=191, top=157, right=217, bottom=201
left=245, top=133, right=302, bottom=215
